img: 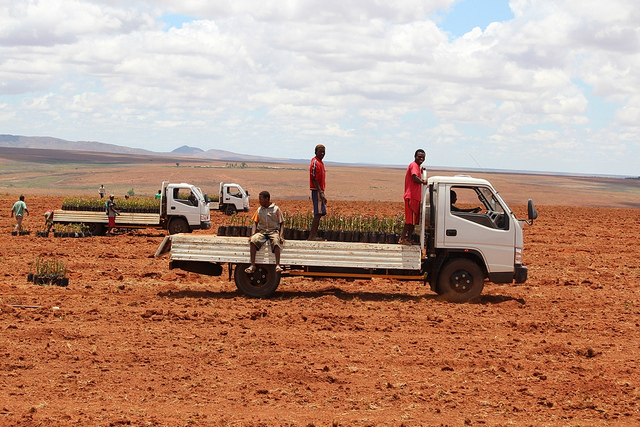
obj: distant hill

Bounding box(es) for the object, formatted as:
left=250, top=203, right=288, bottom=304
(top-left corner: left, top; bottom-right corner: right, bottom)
left=172, top=145, right=204, bottom=155
left=0, top=134, right=292, bottom=163
left=0, top=134, right=155, bottom=156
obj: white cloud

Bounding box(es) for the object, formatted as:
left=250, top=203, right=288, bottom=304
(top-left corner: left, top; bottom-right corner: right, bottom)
left=0, top=0, right=639, bottom=175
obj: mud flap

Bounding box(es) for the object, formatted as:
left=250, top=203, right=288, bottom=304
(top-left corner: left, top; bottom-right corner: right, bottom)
left=154, top=235, right=172, bottom=257
left=169, top=260, right=223, bottom=276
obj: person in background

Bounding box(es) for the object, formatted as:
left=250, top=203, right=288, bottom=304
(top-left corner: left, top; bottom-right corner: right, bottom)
left=11, top=195, right=29, bottom=232
left=450, top=190, right=481, bottom=213
left=155, top=190, right=162, bottom=200
left=245, top=191, right=285, bottom=275
left=308, top=144, right=327, bottom=241
left=188, top=191, right=197, bottom=206
left=99, top=185, right=106, bottom=199
left=43, top=209, right=54, bottom=232
left=105, top=195, right=120, bottom=235
left=399, top=149, right=426, bottom=245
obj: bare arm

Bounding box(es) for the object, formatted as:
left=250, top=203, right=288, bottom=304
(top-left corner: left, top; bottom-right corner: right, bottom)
left=411, top=174, right=425, bottom=185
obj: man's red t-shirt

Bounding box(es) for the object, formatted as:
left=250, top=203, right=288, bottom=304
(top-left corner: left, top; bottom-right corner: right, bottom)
left=403, top=161, right=422, bottom=201
left=310, top=157, right=326, bottom=191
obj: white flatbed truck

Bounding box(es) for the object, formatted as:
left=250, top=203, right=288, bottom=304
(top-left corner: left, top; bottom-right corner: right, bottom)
left=157, top=172, right=537, bottom=302
left=54, top=182, right=212, bottom=235
left=209, top=182, right=250, bottom=215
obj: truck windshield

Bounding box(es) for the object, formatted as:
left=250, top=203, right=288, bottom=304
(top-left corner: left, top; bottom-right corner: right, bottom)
left=476, top=187, right=504, bottom=213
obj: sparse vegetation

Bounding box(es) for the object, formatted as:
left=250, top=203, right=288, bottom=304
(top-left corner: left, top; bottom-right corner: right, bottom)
left=32, top=256, right=67, bottom=277
left=62, top=197, right=160, bottom=212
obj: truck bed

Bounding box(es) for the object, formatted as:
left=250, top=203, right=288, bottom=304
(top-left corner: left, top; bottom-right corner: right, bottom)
left=53, top=210, right=161, bottom=226
left=167, top=235, right=422, bottom=270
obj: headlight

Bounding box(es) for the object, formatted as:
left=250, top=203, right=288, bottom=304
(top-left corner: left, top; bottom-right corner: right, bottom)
left=200, top=214, right=208, bottom=221
left=515, top=248, right=523, bottom=264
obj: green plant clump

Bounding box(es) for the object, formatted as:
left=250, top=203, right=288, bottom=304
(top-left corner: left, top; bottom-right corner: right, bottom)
left=62, top=196, right=160, bottom=211
left=279, top=212, right=405, bottom=233
left=32, top=256, right=67, bottom=277
left=54, top=223, right=90, bottom=234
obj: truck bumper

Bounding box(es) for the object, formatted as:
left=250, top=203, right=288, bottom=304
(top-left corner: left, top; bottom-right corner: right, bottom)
left=515, top=264, right=528, bottom=283
left=199, top=221, right=212, bottom=230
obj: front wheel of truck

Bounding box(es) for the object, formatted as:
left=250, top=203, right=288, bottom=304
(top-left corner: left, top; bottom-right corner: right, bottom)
left=168, top=218, right=189, bottom=235
left=437, top=258, right=484, bottom=303
left=234, top=263, right=281, bottom=298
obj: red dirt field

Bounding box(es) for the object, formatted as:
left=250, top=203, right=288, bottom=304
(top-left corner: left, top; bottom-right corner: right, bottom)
left=1, top=194, right=640, bottom=426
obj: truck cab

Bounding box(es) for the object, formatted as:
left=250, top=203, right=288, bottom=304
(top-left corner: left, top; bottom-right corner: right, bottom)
left=218, top=182, right=250, bottom=215
left=162, top=182, right=212, bottom=234
left=425, top=175, right=532, bottom=300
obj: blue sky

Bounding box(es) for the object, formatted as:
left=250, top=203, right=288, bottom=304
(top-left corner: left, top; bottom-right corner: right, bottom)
left=1, top=0, right=639, bottom=176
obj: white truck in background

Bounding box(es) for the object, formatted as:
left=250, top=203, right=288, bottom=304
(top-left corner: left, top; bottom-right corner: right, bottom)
left=209, top=182, right=250, bottom=215
left=158, top=171, right=537, bottom=303
left=54, top=182, right=212, bottom=235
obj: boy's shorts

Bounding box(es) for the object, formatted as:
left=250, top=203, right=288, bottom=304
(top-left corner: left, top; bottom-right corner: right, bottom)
left=311, top=190, right=327, bottom=216
left=108, top=217, right=116, bottom=227
left=405, top=198, right=420, bottom=225
left=250, top=231, right=282, bottom=252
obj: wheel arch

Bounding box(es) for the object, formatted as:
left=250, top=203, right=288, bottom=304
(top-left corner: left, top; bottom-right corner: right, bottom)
left=168, top=215, right=191, bottom=234
left=440, top=249, right=487, bottom=277
left=428, top=249, right=488, bottom=292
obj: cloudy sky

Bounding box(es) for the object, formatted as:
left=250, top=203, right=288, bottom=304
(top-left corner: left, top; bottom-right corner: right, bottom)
left=1, top=0, right=639, bottom=176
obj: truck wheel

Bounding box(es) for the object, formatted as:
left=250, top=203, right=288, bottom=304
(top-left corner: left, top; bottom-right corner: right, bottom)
left=437, top=258, right=484, bottom=303
left=87, top=223, right=106, bottom=236
left=234, top=263, right=281, bottom=298
left=224, top=205, right=236, bottom=216
left=168, top=218, right=189, bottom=235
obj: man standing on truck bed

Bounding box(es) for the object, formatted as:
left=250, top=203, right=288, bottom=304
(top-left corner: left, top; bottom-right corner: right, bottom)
left=308, top=144, right=327, bottom=241
left=399, top=149, right=426, bottom=245
left=245, top=191, right=285, bottom=274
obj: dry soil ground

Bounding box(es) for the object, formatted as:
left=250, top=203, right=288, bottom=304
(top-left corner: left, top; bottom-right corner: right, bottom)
left=1, top=193, right=640, bottom=426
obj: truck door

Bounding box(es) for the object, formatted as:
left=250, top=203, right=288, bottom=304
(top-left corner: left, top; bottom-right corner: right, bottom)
left=167, top=185, right=201, bottom=226
left=223, top=185, right=244, bottom=208
left=439, top=185, right=516, bottom=275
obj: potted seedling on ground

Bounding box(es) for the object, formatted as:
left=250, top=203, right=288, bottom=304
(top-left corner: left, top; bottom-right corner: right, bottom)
left=27, top=256, right=69, bottom=287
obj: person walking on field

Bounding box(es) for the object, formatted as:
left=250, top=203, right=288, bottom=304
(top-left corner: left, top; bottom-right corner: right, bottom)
left=11, top=195, right=29, bottom=232
left=105, top=194, right=120, bottom=235
left=399, top=149, right=426, bottom=245
left=245, top=191, right=285, bottom=274
left=99, top=185, right=106, bottom=199
left=308, top=144, right=327, bottom=241
left=43, top=209, right=54, bottom=232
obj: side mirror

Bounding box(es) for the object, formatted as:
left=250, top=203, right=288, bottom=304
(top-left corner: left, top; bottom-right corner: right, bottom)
left=527, top=199, right=538, bottom=223
left=246, top=191, right=250, bottom=196
left=203, top=194, right=210, bottom=204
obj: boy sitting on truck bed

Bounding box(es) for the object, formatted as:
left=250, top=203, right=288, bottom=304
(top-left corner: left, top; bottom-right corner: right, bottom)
left=245, top=191, right=285, bottom=274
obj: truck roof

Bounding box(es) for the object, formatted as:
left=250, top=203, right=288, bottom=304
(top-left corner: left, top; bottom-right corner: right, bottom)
left=428, top=175, right=493, bottom=187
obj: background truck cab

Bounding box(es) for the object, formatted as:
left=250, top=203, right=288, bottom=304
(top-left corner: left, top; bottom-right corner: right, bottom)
left=210, top=182, right=250, bottom=215
left=160, top=182, right=211, bottom=234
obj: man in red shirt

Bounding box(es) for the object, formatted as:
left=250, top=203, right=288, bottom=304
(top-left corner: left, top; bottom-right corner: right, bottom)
left=308, top=144, right=327, bottom=241
left=399, top=149, right=426, bottom=245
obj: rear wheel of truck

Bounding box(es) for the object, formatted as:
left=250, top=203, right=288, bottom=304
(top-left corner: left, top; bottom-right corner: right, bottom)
left=234, top=263, right=281, bottom=297
left=224, top=205, right=236, bottom=216
left=168, top=218, right=189, bottom=235
left=437, top=258, right=484, bottom=303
